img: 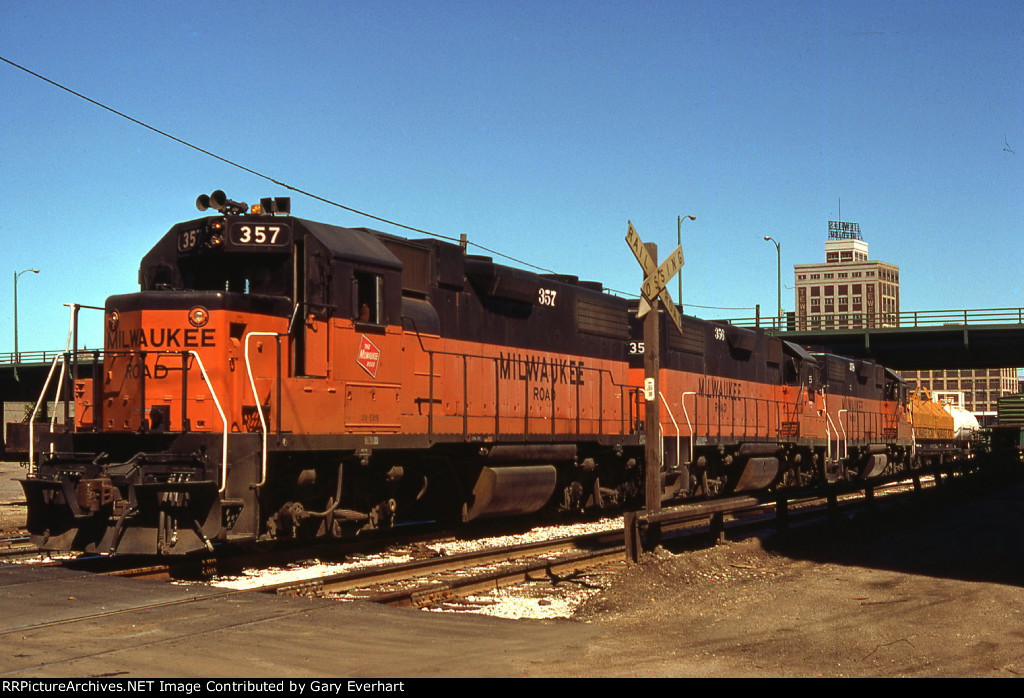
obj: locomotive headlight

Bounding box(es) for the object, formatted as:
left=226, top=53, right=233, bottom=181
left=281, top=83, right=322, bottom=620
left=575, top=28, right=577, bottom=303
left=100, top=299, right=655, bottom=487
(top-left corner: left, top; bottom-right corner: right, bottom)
left=204, top=219, right=226, bottom=249
left=107, top=310, right=119, bottom=331
left=188, top=306, right=209, bottom=327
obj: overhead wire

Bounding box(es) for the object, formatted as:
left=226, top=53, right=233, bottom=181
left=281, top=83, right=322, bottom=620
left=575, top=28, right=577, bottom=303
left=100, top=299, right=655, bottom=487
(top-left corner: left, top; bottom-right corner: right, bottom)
left=0, top=55, right=560, bottom=274
left=0, top=55, right=760, bottom=314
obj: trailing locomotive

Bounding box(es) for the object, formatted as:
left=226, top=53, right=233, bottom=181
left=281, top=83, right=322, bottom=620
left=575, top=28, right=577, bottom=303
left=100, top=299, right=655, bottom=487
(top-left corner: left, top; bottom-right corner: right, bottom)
left=20, top=193, right=927, bottom=555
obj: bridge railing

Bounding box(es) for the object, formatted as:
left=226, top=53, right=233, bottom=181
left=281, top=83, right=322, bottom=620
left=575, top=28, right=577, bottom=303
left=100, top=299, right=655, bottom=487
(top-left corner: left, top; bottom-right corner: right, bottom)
left=5, top=308, right=1024, bottom=360
left=0, top=350, right=102, bottom=366
left=719, top=308, right=1024, bottom=332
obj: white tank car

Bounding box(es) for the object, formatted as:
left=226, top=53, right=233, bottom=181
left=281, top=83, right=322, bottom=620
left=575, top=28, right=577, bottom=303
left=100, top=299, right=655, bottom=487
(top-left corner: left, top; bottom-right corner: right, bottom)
left=942, top=401, right=981, bottom=441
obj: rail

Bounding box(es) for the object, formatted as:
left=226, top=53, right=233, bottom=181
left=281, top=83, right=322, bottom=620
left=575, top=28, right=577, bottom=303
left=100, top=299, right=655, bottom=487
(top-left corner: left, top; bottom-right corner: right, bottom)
left=716, top=307, right=1024, bottom=332
left=25, top=349, right=230, bottom=491
left=668, top=390, right=785, bottom=465
left=422, top=347, right=637, bottom=442
left=28, top=355, right=67, bottom=474
left=0, top=350, right=101, bottom=366
left=245, top=331, right=284, bottom=489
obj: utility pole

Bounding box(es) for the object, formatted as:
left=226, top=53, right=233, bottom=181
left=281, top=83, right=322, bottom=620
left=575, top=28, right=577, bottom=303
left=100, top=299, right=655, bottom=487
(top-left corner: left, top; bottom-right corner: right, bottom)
left=677, top=215, right=695, bottom=311
left=13, top=268, right=40, bottom=382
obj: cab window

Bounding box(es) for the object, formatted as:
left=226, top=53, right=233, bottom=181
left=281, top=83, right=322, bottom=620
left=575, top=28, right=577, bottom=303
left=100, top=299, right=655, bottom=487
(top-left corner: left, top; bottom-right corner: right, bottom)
left=353, top=271, right=384, bottom=324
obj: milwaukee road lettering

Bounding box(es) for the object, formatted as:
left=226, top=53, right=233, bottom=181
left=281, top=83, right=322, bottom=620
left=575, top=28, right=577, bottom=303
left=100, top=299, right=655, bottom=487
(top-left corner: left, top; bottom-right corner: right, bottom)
left=107, top=328, right=216, bottom=349
left=698, top=377, right=743, bottom=397
left=498, top=353, right=585, bottom=386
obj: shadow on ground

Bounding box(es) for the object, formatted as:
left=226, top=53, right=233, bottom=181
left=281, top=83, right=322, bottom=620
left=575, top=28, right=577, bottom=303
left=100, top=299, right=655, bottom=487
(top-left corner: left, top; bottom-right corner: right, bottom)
left=751, top=471, right=1024, bottom=588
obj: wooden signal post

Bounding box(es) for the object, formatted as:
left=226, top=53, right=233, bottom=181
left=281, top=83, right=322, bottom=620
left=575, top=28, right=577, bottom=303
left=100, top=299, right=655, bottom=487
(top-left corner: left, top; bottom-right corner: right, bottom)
left=624, top=222, right=684, bottom=560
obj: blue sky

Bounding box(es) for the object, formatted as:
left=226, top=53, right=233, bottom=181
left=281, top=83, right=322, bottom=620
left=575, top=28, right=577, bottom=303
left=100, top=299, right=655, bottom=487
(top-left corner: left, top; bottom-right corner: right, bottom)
left=1, top=1, right=1021, bottom=352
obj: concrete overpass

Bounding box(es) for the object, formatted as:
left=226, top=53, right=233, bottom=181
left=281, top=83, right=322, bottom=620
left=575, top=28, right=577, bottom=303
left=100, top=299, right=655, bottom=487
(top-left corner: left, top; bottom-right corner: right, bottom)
left=721, top=307, right=1024, bottom=371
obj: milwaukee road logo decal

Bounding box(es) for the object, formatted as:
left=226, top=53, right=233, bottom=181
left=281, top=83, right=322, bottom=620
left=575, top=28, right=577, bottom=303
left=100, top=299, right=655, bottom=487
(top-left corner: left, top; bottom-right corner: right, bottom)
left=356, top=335, right=381, bottom=377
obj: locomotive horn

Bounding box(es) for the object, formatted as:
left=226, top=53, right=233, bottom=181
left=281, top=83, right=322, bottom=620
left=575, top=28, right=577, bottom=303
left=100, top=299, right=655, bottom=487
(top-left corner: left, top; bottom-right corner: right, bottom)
left=196, top=190, right=248, bottom=215
left=209, top=190, right=228, bottom=211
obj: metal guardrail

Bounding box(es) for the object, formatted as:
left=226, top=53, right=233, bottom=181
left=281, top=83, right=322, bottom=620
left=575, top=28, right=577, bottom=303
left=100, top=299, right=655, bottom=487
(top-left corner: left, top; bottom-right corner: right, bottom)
left=720, top=308, right=1024, bottom=331
left=0, top=350, right=101, bottom=366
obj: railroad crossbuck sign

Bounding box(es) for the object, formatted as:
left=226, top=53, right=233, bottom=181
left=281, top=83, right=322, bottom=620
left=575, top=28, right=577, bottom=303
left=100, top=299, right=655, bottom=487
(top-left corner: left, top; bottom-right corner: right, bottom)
left=625, top=221, right=684, bottom=334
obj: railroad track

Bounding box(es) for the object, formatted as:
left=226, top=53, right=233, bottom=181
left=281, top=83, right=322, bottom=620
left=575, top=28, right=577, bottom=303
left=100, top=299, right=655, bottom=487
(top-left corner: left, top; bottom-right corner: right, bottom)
left=5, top=463, right=993, bottom=611
left=273, top=528, right=626, bottom=610
left=264, top=472, right=960, bottom=611
left=0, top=463, right=1002, bottom=633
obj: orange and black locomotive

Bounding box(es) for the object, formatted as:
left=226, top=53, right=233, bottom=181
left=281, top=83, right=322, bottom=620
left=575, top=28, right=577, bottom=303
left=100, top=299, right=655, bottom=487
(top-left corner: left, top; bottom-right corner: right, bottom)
left=21, top=192, right=921, bottom=555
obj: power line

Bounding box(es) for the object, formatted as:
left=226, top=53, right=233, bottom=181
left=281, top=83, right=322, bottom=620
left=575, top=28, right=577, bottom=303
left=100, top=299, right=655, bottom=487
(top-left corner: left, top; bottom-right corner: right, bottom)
left=0, top=54, right=562, bottom=274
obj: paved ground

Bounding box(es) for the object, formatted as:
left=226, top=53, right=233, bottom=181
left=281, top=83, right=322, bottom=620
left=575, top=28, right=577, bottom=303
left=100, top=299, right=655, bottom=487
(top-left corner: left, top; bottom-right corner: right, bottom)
left=2, top=462, right=1023, bottom=677
left=0, top=460, right=27, bottom=532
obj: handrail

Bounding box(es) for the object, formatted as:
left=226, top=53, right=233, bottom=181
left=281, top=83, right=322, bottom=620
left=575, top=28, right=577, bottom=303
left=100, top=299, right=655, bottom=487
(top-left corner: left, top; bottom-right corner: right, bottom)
left=245, top=331, right=282, bottom=489
left=837, top=408, right=848, bottom=459
left=28, top=355, right=66, bottom=475
left=658, top=391, right=680, bottom=470
left=27, top=350, right=229, bottom=492
left=183, top=350, right=230, bottom=494
left=49, top=352, right=70, bottom=431
left=420, top=345, right=636, bottom=439
left=680, top=392, right=695, bottom=465
left=822, top=393, right=836, bottom=461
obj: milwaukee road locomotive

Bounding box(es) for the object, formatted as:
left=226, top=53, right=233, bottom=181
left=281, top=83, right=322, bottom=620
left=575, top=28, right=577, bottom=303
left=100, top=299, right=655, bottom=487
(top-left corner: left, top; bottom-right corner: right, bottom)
left=22, top=192, right=922, bottom=555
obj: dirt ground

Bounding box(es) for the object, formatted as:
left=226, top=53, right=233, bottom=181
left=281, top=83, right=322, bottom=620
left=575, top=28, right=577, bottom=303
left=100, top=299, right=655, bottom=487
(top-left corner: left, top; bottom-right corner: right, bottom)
left=564, top=473, right=1024, bottom=677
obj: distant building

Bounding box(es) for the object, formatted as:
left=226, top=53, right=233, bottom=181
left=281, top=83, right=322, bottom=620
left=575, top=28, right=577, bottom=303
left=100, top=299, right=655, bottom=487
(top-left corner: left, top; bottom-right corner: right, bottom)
left=792, top=220, right=1016, bottom=417
left=793, top=221, right=900, bottom=330
left=902, top=368, right=1018, bottom=416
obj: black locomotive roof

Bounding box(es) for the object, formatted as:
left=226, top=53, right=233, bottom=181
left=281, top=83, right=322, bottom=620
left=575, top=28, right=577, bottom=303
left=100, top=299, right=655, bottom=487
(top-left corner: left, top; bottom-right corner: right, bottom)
left=297, top=220, right=401, bottom=270
left=140, top=216, right=402, bottom=282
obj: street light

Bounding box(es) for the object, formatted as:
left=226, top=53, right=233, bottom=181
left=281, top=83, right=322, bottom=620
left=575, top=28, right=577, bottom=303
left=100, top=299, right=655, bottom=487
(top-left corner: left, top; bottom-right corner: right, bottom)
left=763, top=237, right=781, bottom=330
left=13, top=268, right=40, bottom=382
left=677, top=215, right=696, bottom=310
